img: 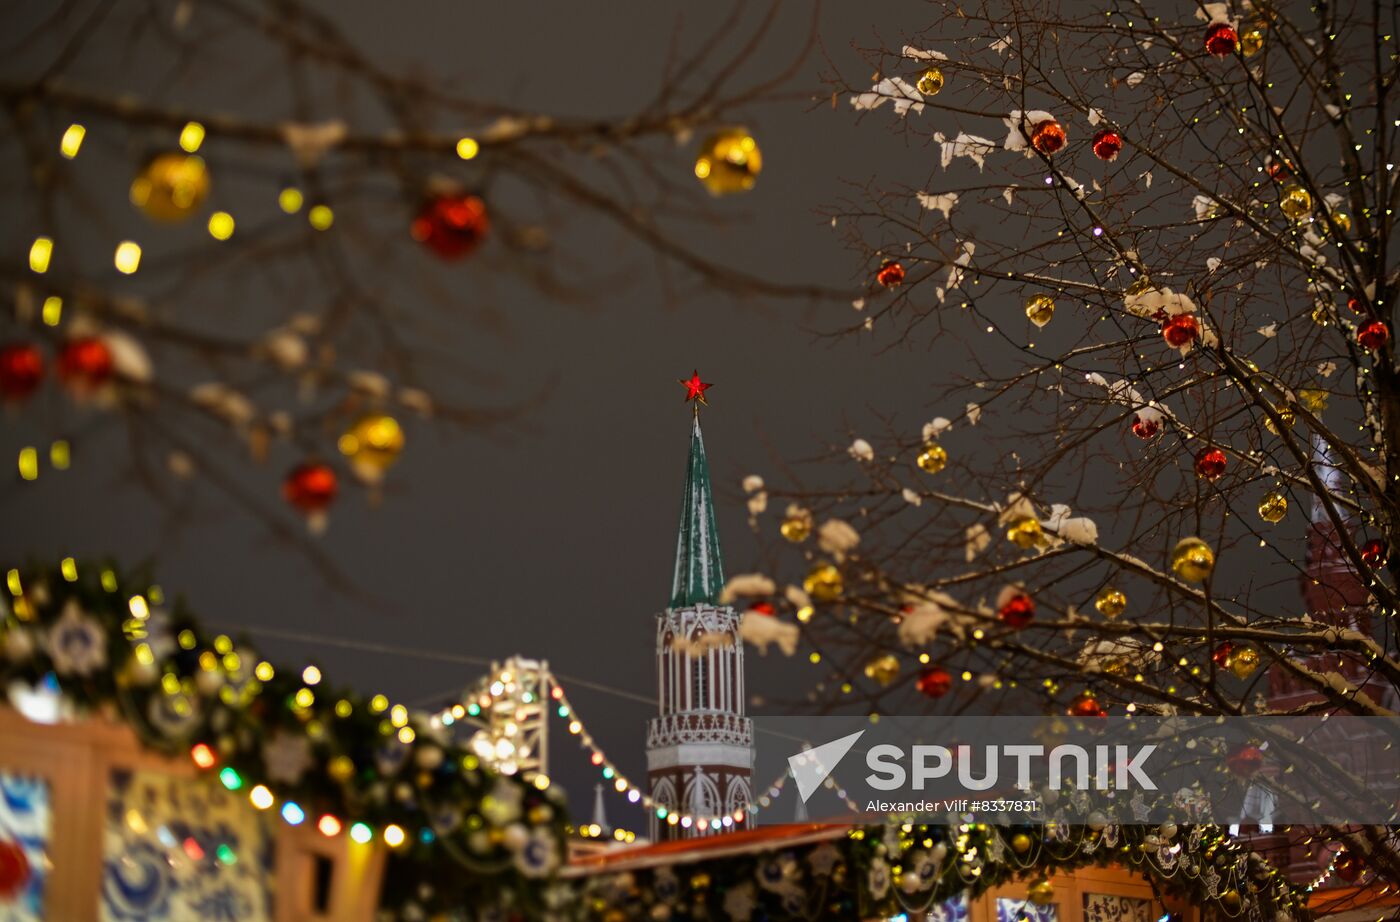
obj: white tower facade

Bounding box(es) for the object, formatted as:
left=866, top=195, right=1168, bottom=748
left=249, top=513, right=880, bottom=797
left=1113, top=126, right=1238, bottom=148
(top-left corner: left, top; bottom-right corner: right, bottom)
left=645, top=414, right=753, bottom=840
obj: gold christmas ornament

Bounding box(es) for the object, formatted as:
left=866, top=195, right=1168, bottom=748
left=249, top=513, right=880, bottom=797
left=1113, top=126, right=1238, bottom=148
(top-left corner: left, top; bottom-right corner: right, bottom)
left=130, top=152, right=210, bottom=222
left=694, top=129, right=762, bottom=196
left=916, top=442, right=948, bottom=474
left=803, top=563, right=843, bottom=602
left=780, top=507, right=812, bottom=543
left=1006, top=516, right=1044, bottom=549
left=915, top=67, right=945, bottom=96
left=1025, top=294, right=1055, bottom=328
left=1332, top=212, right=1353, bottom=234
left=338, top=413, right=405, bottom=476
left=1239, top=27, right=1264, bottom=56
left=1257, top=491, right=1288, bottom=524
left=1263, top=403, right=1294, bottom=434
left=863, top=653, right=900, bottom=687
left=1027, top=876, right=1055, bottom=905
left=1298, top=388, right=1329, bottom=413
left=1229, top=646, right=1261, bottom=679
left=1010, top=832, right=1033, bottom=854
left=1171, top=537, right=1215, bottom=583
left=1311, top=304, right=1331, bottom=326
left=1094, top=587, right=1127, bottom=619
left=1279, top=184, right=1312, bottom=220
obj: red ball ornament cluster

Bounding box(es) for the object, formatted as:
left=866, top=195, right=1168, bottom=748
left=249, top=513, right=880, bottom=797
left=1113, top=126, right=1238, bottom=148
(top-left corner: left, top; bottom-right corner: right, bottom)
left=57, top=337, right=114, bottom=389
left=283, top=462, right=339, bottom=514
left=1091, top=129, right=1123, bottom=162
left=1194, top=447, right=1227, bottom=480
left=998, top=592, right=1035, bottom=628
left=1204, top=22, right=1239, bottom=57
left=1161, top=313, right=1200, bottom=348
left=411, top=194, right=490, bottom=260
left=1335, top=848, right=1365, bottom=883
left=1212, top=641, right=1234, bottom=669
left=0, top=343, right=44, bottom=401
left=916, top=666, right=953, bottom=699
left=876, top=260, right=906, bottom=289
left=1067, top=691, right=1106, bottom=718
left=1357, top=319, right=1389, bottom=350
left=1130, top=415, right=1160, bottom=440
left=1030, top=119, right=1066, bottom=155
left=1225, top=744, right=1264, bottom=777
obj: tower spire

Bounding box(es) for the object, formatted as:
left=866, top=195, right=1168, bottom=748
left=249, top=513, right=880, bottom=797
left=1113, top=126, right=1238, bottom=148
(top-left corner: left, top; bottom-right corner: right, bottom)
left=669, top=411, right=725, bottom=607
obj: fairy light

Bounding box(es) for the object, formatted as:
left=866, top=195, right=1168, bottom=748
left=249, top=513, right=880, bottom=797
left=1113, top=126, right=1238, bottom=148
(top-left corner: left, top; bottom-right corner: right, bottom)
left=208, top=211, right=235, bottom=240
left=59, top=124, right=86, bottom=158
left=29, top=237, right=53, bottom=273
left=179, top=121, right=206, bottom=153
left=114, top=241, right=142, bottom=274
left=42, top=296, right=61, bottom=326
left=249, top=785, right=274, bottom=810
left=450, top=664, right=859, bottom=830
left=456, top=137, right=479, bottom=160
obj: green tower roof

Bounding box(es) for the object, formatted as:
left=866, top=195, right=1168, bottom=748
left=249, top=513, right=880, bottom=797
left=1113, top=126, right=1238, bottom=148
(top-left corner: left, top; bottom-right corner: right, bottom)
left=669, top=413, right=726, bottom=608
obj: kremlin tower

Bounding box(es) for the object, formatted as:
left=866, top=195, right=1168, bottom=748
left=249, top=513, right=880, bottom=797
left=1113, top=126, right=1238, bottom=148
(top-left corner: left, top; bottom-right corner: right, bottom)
left=645, top=378, right=754, bottom=841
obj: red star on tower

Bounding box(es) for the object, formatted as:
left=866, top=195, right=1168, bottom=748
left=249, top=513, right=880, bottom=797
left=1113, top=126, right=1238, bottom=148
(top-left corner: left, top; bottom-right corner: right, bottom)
left=678, top=370, right=713, bottom=407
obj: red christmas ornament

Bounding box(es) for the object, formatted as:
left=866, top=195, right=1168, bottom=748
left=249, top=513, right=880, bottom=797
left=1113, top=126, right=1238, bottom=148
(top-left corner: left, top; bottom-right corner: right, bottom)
left=283, top=462, right=339, bottom=514
left=1030, top=119, right=1066, bottom=155
left=998, top=592, right=1035, bottom=628
left=749, top=601, right=776, bottom=616
left=1130, top=415, right=1160, bottom=440
left=1346, top=296, right=1363, bottom=313
left=1204, top=22, right=1239, bottom=57
left=57, top=337, right=113, bottom=389
left=1335, top=848, right=1364, bottom=883
left=1194, top=447, right=1228, bottom=480
left=876, top=260, right=906, bottom=289
left=411, top=194, right=490, bottom=260
left=1161, top=313, right=1200, bottom=348
left=1091, top=129, right=1123, bottom=162
left=1212, top=642, right=1234, bottom=669
left=1357, top=319, right=1389, bottom=350
left=1226, top=744, right=1264, bottom=777
left=0, top=838, right=29, bottom=900
left=1265, top=157, right=1292, bottom=182
left=1067, top=691, right=1106, bottom=718
left=916, top=666, right=953, bottom=699
left=0, top=343, right=44, bottom=401
left=1360, top=538, right=1388, bottom=567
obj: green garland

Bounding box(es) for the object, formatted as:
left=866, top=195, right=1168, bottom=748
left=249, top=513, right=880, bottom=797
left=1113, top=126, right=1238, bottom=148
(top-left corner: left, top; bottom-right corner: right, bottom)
left=572, top=820, right=1310, bottom=921
left=0, top=558, right=566, bottom=918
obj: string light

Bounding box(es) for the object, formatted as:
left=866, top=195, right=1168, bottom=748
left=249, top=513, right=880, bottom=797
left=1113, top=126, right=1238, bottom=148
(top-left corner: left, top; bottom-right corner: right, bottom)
left=446, top=664, right=859, bottom=829
left=59, top=123, right=85, bottom=158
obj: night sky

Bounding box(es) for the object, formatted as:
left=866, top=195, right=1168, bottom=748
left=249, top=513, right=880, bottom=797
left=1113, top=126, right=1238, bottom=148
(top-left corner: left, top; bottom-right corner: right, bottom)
left=1, top=1, right=938, bottom=826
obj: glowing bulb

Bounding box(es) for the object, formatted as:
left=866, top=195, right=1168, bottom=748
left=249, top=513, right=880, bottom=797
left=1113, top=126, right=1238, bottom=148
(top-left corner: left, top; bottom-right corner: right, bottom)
left=207, top=211, right=235, bottom=240
left=383, top=824, right=405, bottom=847
left=60, top=124, right=86, bottom=158
left=317, top=815, right=342, bottom=837
left=114, top=241, right=142, bottom=274
left=281, top=802, right=305, bottom=825
left=249, top=785, right=274, bottom=810
left=349, top=822, right=372, bottom=844
left=190, top=743, right=216, bottom=769
left=456, top=137, right=479, bottom=160
left=179, top=121, right=206, bottom=153
left=302, top=665, right=322, bottom=685
left=29, top=237, right=53, bottom=273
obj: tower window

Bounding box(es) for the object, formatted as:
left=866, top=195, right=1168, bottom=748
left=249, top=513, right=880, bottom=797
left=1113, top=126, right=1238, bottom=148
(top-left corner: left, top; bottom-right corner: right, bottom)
left=691, top=657, right=709, bottom=709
